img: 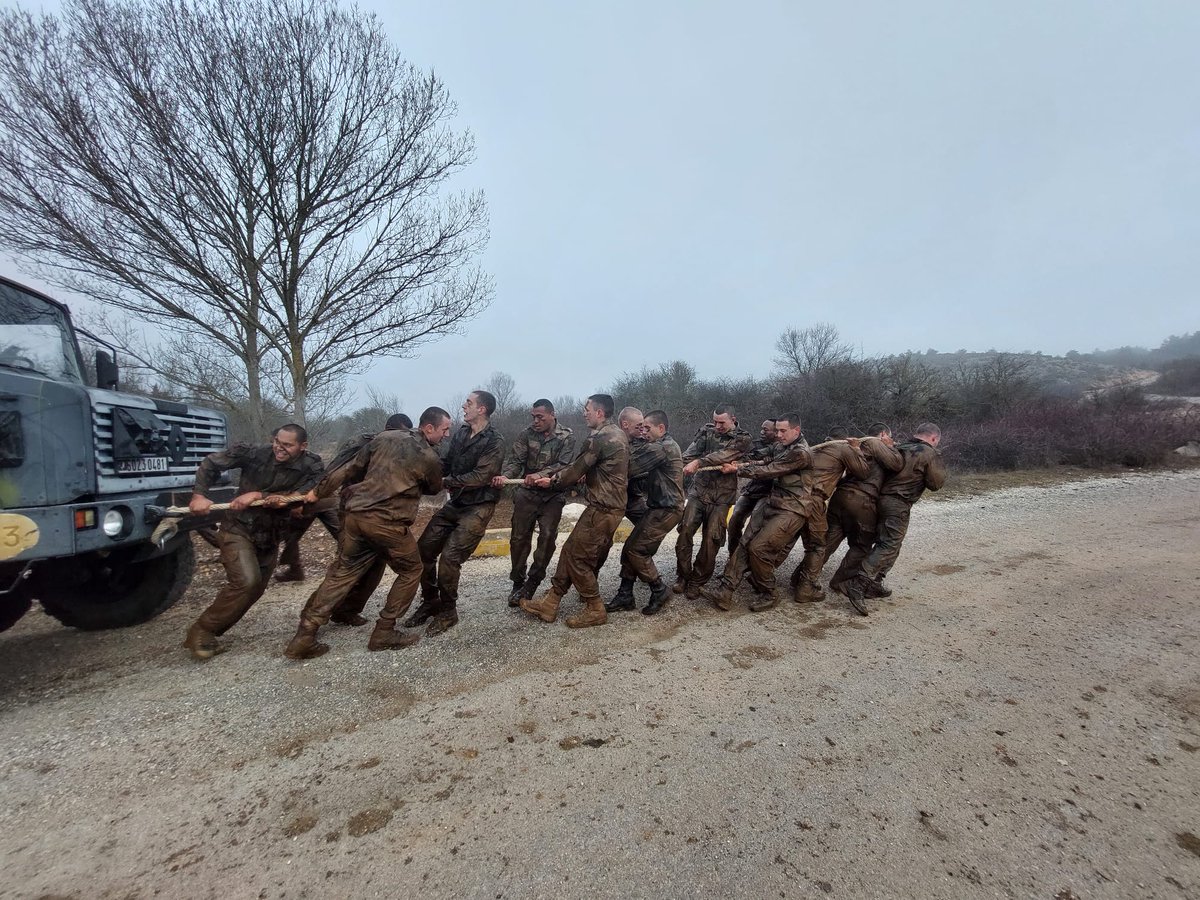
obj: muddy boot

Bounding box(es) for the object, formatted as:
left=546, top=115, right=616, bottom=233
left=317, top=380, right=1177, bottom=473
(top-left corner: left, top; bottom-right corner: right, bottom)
left=865, top=578, right=892, bottom=599
left=182, top=623, right=224, bottom=661
left=565, top=596, right=607, bottom=629
left=671, top=578, right=688, bottom=595
left=844, top=576, right=870, bottom=617
left=283, top=620, right=330, bottom=660
left=508, top=582, right=525, bottom=608
left=828, top=578, right=849, bottom=597
left=520, top=588, right=563, bottom=623
left=701, top=582, right=735, bottom=611
left=425, top=610, right=459, bottom=636
left=402, top=595, right=441, bottom=629
left=330, top=612, right=369, bottom=626
left=606, top=578, right=637, bottom=613
left=274, top=565, right=305, bottom=583
left=793, top=580, right=826, bottom=604
left=749, top=590, right=780, bottom=613
left=642, top=579, right=670, bottom=616
left=684, top=582, right=703, bottom=601
left=367, top=620, right=420, bottom=651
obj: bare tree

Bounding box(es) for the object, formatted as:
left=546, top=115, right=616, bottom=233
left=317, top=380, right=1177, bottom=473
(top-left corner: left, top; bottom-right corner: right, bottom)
left=0, top=0, right=492, bottom=432
left=774, top=323, right=854, bottom=377
left=484, top=371, right=520, bottom=418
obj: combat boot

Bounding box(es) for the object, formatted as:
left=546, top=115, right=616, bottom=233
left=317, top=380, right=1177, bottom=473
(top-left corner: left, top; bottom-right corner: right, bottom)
left=793, top=580, right=826, bottom=604
left=700, top=582, right=735, bottom=611
left=565, top=597, right=607, bottom=629
left=844, top=576, right=870, bottom=617
left=367, top=620, right=420, bottom=651
left=684, top=582, right=703, bottom=601
left=520, top=587, right=563, bottom=623
left=605, top=578, right=637, bottom=613
left=864, top=578, right=892, bottom=599
left=283, top=620, right=330, bottom=660
left=182, top=623, right=224, bottom=661
left=642, top=579, right=670, bottom=616
left=425, top=611, right=459, bottom=636
left=330, top=612, right=369, bottom=626
left=748, top=590, right=780, bottom=613
left=273, top=564, right=305, bottom=583
left=402, top=595, right=441, bottom=629
left=670, top=578, right=688, bottom=595
left=507, top=583, right=525, bottom=608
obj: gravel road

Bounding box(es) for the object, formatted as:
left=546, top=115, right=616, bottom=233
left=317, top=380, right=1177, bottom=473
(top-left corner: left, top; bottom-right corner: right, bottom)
left=1, top=469, right=1198, bottom=899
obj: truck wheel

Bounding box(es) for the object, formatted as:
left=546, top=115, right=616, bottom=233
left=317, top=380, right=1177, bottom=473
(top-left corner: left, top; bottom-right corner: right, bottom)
left=0, top=593, right=32, bottom=632
left=37, top=538, right=197, bottom=631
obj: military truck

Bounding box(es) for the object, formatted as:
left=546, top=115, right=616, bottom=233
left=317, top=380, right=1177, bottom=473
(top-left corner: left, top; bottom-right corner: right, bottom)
left=0, top=275, right=230, bottom=632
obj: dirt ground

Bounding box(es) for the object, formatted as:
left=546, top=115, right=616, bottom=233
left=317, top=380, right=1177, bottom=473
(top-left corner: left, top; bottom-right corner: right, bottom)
left=1, top=467, right=1199, bottom=898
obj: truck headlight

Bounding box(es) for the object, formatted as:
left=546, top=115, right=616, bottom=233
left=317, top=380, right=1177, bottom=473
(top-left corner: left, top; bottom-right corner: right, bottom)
left=103, top=508, right=129, bottom=538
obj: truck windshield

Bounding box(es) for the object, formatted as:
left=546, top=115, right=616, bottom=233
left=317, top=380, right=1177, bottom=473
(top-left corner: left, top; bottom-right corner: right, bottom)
left=0, top=281, right=84, bottom=383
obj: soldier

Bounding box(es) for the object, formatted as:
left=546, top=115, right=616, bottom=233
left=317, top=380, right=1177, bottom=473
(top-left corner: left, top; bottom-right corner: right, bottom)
left=673, top=404, right=752, bottom=598
left=283, top=408, right=451, bottom=659
left=843, top=423, right=947, bottom=615
left=182, top=424, right=325, bottom=660
left=818, top=422, right=903, bottom=598
left=607, top=409, right=685, bottom=616
left=312, top=413, right=414, bottom=626
left=701, top=413, right=813, bottom=612
left=726, top=418, right=777, bottom=555
left=594, top=406, right=646, bottom=573
left=519, top=394, right=629, bottom=628
left=492, top=399, right=575, bottom=606
left=406, top=391, right=505, bottom=636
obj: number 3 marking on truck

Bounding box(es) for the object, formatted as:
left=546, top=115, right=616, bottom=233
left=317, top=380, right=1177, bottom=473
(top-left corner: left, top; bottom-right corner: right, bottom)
left=0, top=514, right=39, bottom=560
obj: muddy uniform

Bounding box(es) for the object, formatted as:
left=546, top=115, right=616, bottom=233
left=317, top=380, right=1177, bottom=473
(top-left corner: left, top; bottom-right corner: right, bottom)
left=190, top=444, right=325, bottom=635
left=297, top=430, right=444, bottom=627
left=856, top=438, right=946, bottom=583
left=620, top=436, right=685, bottom=586
left=821, top=437, right=904, bottom=589
left=546, top=423, right=629, bottom=603
left=710, top=438, right=813, bottom=601
left=726, top=438, right=776, bottom=554
left=413, top=423, right=505, bottom=626
left=504, top=423, right=576, bottom=596
left=675, top=424, right=752, bottom=590
left=781, top=441, right=871, bottom=592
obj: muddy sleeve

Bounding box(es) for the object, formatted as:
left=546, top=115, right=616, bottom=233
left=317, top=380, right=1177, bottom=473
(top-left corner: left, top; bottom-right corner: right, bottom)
left=445, top=433, right=505, bottom=491
left=698, top=432, right=751, bottom=467
left=741, top=445, right=813, bottom=480
left=553, top=434, right=599, bottom=486
left=193, top=444, right=255, bottom=495
left=924, top=450, right=948, bottom=492
left=501, top=435, right=528, bottom=479
left=548, top=432, right=577, bottom=475
left=314, top=441, right=373, bottom=500
left=840, top=444, right=871, bottom=481
left=421, top=451, right=445, bottom=495
left=681, top=431, right=706, bottom=464
left=628, top=441, right=667, bottom=479
left=864, top=437, right=904, bottom=473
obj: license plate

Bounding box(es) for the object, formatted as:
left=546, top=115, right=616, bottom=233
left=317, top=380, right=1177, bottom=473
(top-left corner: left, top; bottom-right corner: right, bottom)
left=117, top=456, right=170, bottom=474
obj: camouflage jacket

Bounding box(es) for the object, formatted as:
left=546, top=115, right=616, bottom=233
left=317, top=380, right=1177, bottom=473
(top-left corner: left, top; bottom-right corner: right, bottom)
left=628, top=435, right=685, bottom=511
left=551, top=422, right=629, bottom=511
left=800, top=441, right=870, bottom=502
left=503, top=422, right=575, bottom=504
left=314, top=430, right=443, bottom=523
left=193, top=444, right=325, bottom=544
left=682, top=424, right=753, bottom=504
left=738, top=438, right=779, bottom=500
left=836, top=436, right=904, bottom=500
left=881, top=438, right=947, bottom=504
left=442, top=422, right=505, bottom=507
left=739, top=437, right=815, bottom=514
left=625, top=437, right=650, bottom=517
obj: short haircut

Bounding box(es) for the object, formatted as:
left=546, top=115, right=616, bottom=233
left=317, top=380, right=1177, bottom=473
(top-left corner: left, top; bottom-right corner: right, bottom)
left=419, top=406, right=451, bottom=429
left=385, top=413, right=412, bottom=430
left=588, top=393, right=615, bottom=418
left=274, top=423, right=308, bottom=443
left=775, top=412, right=802, bottom=429
left=645, top=409, right=669, bottom=429
left=915, top=422, right=941, bottom=439
left=713, top=403, right=736, bottom=419
left=618, top=406, right=643, bottom=424
left=761, top=418, right=776, bottom=425
left=866, top=422, right=890, bottom=437
left=471, top=390, right=497, bottom=416
left=826, top=425, right=850, bottom=440
left=532, top=398, right=555, bottom=414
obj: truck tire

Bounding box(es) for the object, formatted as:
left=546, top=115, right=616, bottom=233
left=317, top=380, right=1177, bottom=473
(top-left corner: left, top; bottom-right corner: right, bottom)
left=0, top=593, right=32, bottom=632
left=37, top=538, right=197, bottom=631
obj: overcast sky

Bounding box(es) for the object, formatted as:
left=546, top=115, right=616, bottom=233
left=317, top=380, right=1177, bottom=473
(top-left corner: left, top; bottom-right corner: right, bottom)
left=5, top=1, right=1198, bottom=413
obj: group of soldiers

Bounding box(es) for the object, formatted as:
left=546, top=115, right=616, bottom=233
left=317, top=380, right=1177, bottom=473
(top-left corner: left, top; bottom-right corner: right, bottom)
left=179, top=391, right=946, bottom=662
